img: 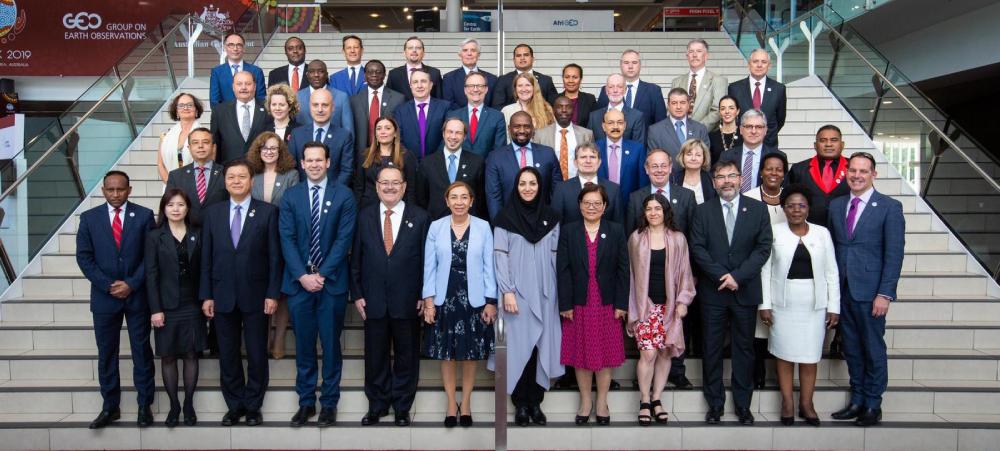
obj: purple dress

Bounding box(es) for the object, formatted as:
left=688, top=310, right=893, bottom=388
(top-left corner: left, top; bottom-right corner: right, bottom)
left=560, top=230, right=625, bottom=371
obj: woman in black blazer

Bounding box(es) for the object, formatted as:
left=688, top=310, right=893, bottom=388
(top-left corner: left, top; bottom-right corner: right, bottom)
left=559, top=64, right=598, bottom=127
left=672, top=139, right=718, bottom=205
left=264, top=83, right=300, bottom=142
left=144, top=188, right=206, bottom=427
left=354, top=116, right=418, bottom=209
left=557, top=183, right=630, bottom=426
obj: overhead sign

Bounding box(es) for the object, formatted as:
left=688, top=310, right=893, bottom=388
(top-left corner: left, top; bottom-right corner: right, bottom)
left=501, top=10, right=613, bottom=32
left=663, top=7, right=721, bottom=17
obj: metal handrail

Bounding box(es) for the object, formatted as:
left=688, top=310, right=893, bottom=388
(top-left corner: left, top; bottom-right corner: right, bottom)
left=494, top=3, right=508, bottom=450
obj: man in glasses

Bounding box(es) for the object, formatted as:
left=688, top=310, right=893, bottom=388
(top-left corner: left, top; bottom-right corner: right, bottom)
left=728, top=48, right=786, bottom=147
left=210, top=32, right=266, bottom=104
left=720, top=109, right=786, bottom=193
left=442, top=38, right=498, bottom=108
left=446, top=71, right=507, bottom=158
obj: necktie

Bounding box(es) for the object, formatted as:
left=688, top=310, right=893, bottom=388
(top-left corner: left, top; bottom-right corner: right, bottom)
left=369, top=90, right=380, bottom=144
left=822, top=159, right=834, bottom=190
left=350, top=67, right=357, bottom=90
left=447, top=154, right=458, bottom=183
left=231, top=64, right=239, bottom=75
left=753, top=81, right=762, bottom=110
left=724, top=201, right=735, bottom=244
left=112, top=208, right=123, bottom=249
left=519, top=146, right=527, bottom=168
left=656, top=188, right=664, bottom=196
left=231, top=205, right=242, bottom=248
left=741, top=149, right=755, bottom=193
left=383, top=209, right=394, bottom=254
left=675, top=120, right=686, bottom=145
left=470, top=107, right=479, bottom=143
left=688, top=73, right=698, bottom=114
left=608, top=144, right=620, bottom=184
left=559, top=129, right=569, bottom=181
left=315, top=127, right=324, bottom=143
left=240, top=104, right=251, bottom=141
left=309, top=186, right=323, bottom=267
left=846, top=197, right=862, bottom=239
left=196, top=166, right=207, bottom=203
left=625, top=84, right=634, bottom=109
left=408, top=67, right=417, bottom=81
left=291, top=66, right=299, bottom=92
left=417, top=103, right=428, bottom=157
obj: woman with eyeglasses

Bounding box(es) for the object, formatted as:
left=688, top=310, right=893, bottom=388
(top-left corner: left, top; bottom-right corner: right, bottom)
left=157, top=93, right=205, bottom=183
left=264, top=83, right=301, bottom=142
left=354, top=116, right=418, bottom=210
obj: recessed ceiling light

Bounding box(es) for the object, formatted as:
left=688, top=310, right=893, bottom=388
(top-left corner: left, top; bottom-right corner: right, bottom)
left=432, top=6, right=439, bottom=11
left=378, top=24, right=388, bottom=29
left=406, top=15, right=413, bottom=20
left=613, top=12, right=621, bottom=17
left=882, top=100, right=893, bottom=104
left=889, top=135, right=896, bottom=138
left=463, top=6, right=469, bottom=11
left=370, top=13, right=380, bottom=18
left=877, top=132, right=884, bottom=135
left=403, top=7, right=409, bottom=12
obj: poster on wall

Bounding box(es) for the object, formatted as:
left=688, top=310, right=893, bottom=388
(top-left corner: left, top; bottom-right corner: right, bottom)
left=277, top=5, right=321, bottom=33
left=463, top=11, right=492, bottom=32
left=0, top=0, right=251, bottom=76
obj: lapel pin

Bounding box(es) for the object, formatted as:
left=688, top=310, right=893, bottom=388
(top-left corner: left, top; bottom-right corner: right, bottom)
left=388, top=162, right=395, bottom=167
left=462, top=164, right=466, bottom=169
left=190, top=236, right=196, bottom=242
left=624, top=150, right=630, bottom=155
left=407, top=222, right=413, bottom=228
left=325, top=200, right=331, bottom=206
left=259, top=107, right=265, bottom=112
left=275, top=182, right=281, bottom=187
left=248, top=209, right=255, bottom=217
left=601, top=233, right=606, bottom=239
left=672, top=199, right=677, bottom=204
left=871, top=202, right=878, bottom=207
left=767, top=87, right=772, bottom=92
left=185, top=169, right=191, bottom=174
left=742, top=207, right=747, bottom=212
left=327, top=134, right=332, bottom=139
left=543, top=220, right=548, bottom=226
left=129, top=212, right=135, bottom=217
left=323, top=209, right=328, bottom=214
left=534, top=163, right=540, bottom=168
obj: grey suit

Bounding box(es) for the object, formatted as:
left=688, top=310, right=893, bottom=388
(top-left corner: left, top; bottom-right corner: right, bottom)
left=671, top=70, right=728, bottom=131
left=647, top=116, right=710, bottom=161
left=532, top=123, right=594, bottom=149
left=251, top=170, right=300, bottom=206
left=349, top=87, right=405, bottom=157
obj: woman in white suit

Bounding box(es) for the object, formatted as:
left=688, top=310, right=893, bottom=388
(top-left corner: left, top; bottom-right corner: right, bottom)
left=759, top=185, right=840, bottom=427
left=422, top=181, right=498, bottom=428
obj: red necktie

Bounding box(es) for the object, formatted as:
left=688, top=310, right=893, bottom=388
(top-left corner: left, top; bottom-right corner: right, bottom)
left=369, top=90, right=380, bottom=144
left=291, top=67, right=300, bottom=92
left=519, top=147, right=527, bottom=168
left=822, top=160, right=834, bottom=190
left=196, top=166, right=207, bottom=203
left=470, top=107, right=479, bottom=143
left=753, top=81, right=762, bottom=110
left=112, top=208, right=123, bottom=249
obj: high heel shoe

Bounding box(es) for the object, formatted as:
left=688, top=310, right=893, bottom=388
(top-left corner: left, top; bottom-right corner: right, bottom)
left=650, top=399, right=669, bottom=424
left=444, top=403, right=459, bottom=428
left=165, top=404, right=181, bottom=428
left=637, top=401, right=652, bottom=426
left=596, top=405, right=611, bottom=426
left=459, top=404, right=473, bottom=428
left=798, top=405, right=821, bottom=426
left=182, top=402, right=197, bottom=426
left=575, top=405, right=592, bottom=425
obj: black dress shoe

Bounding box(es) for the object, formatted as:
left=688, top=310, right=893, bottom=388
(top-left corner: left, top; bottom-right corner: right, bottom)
left=317, top=408, right=337, bottom=427
left=459, top=413, right=473, bottom=427
left=514, top=406, right=531, bottom=427
left=780, top=416, right=794, bottom=426
left=705, top=407, right=722, bottom=425
left=394, top=411, right=411, bottom=427
left=854, top=408, right=881, bottom=427
left=221, top=408, right=246, bottom=426
left=245, top=410, right=262, bottom=426
left=165, top=405, right=181, bottom=428
left=444, top=414, right=458, bottom=428
left=183, top=403, right=197, bottom=426
left=831, top=404, right=863, bottom=420
left=88, top=409, right=120, bottom=429
left=668, top=374, right=694, bottom=390
left=736, top=408, right=754, bottom=426
left=137, top=405, right=154, bottom=427
left=575, top=407, right=591, bottom=425
left=290, top=406, right=316, bottom=427
left=529, top=406, right=547, bottom=426
left=361, top=409, right=388, bottom=426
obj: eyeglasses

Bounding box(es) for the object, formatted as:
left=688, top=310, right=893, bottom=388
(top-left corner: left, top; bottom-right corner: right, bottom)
left=646, top=163, right=671, bottom=170
left=260, top=146, right=279, bottom=153
left=176, top=102, right=195, bottom=110
left=405, top=45, right=423, bottom=51
left=464, top=84, right=487, bottom=89
left=712, top=173, right=741, bottom=181
left=581, top=201, right=605, bottom=209
left=225, top=43, right=245, bottom=49
left=741, top=124, right=766, bottom=131
left=377, top=180, right=405, bottom=188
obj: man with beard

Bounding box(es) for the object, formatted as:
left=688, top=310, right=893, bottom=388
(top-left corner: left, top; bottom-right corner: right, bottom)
left=294, top=60, right=353, bottom=132
left=348, top=59, right=405, bottom=156
left=533, top=95, right=593, bottom=180
left=647, top=88, right=710, bottom=162
left=485, top=111, right=562, bottom=219
left=491, top=44, right=559, bottom=109
left=596, top=109, right=647, bottom=209
left=268, top=36, right=307, bottom=91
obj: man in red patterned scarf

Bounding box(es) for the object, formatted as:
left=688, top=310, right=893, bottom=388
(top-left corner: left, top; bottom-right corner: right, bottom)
left=786, top=124, right=850, bottom=224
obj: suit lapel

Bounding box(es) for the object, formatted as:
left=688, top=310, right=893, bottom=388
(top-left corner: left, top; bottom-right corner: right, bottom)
left=100, top=204, right=118, bottom=253
left=235, top=199, right=257, bottom=251
left=708, top=200, right=729, bottom=249
left=851, top=191, right=879, bottom=241
left=594, top=221, right=609, bottom=273
left=389, top=206, right=416, bottom=257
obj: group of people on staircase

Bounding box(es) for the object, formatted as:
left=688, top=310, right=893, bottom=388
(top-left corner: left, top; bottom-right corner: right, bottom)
left=75, top=31, right=904, bottom=431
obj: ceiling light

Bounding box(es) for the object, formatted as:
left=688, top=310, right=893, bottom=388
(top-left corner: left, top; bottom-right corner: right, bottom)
left=406, top=15, right=413, bottom=20
left=432, top=6, right=439, bottom=11
left=877, top=132, right=884, bottom=135
left=378, top=24, right=388, bottom=29
left=613, top=12, right=621, bottom=17
left=889, top=135, right=896, bottom=138
left=463, top=6, right=470, bottom=11
left=370, top=13, right=380, bottom=18
left=403, top=7, right=409, bottom=12
left=882, top=100, right=893, bottom=104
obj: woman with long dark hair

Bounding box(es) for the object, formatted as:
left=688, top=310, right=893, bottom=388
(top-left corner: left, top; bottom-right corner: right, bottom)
left=354, top=116, right=418, bottom=209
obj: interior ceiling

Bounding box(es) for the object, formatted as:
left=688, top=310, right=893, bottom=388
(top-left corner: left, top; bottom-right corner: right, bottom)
left=849, top=0, right=996, bottom=44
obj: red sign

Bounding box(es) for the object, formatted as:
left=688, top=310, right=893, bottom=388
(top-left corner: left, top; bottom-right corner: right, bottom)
left=662, top=7, right=722, bottom=17
left=0, top=0, right=250, bottom=76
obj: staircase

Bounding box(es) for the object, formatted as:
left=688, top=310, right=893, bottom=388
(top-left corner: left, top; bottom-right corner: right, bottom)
left=0, top=31, right=998, bottom=451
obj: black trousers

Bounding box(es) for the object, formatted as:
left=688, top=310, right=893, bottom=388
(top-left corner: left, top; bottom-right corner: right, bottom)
left=700, top=301, right=756, bottom=410
left=214, top=308, right=269, bottom=412
left=512, top=347, right=545, bottom=408
left=363, top=316, right=421, bottom=413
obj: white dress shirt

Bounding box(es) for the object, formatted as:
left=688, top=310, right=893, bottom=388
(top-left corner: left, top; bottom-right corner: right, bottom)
left=236, top=99, right=256, bottom=133
left=312, top=121, right=332, bottom=141
left=719, top=194, right=741, bottom=221
left=228, top=60, right=244, bottom=74
left=443, top=147, right=463, bottom=173
left=229, top=197, right=252, bottom=233
left=107, top=202, right=129, bottom=225
left=749, top=75, right=767, bottom=99
left=287, top=63, right=305, bottom=86
left=741, top=144, right=763, bottom=186
left=367, top=85, right=383, bottom=117
left=194, top=161, right=214, bottom=186
left=650, top=184, right=671, bottom=198
left=513, top=142, right=535, bottom=168
left=380, top=201, right=405, bottom=242
left=847, top=187, right=875, bottom=220
left=406, top=63, right=424, bottom=81
left=578, top=174, right=598, bottom=188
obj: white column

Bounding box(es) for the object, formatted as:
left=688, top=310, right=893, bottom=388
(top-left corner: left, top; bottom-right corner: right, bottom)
left=446, top=0, right=462, bottom=32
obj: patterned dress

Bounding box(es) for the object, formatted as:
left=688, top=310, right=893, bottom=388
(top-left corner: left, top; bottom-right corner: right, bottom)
left=424, top=228, right=494, bottom=360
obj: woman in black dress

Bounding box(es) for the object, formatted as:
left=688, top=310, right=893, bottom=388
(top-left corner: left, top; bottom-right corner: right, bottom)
left=707, top=95, right=742, bottom=165
left=145, top=188, right=206, bottom=427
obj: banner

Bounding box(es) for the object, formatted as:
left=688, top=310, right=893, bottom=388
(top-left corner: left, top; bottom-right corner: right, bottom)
left=463, top=11, right=492, bottom=32
left=499, top=10, right=613, bottom=32
left=0, top=0, right=249, bottom=76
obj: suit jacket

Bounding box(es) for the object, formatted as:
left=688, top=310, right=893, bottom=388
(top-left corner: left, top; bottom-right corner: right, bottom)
left=210, top=99, right=268, bottom=163
left=350, top=203, right=430, bottom=319
left=484, top=143, right=563, bottom=219
left=199, top=199, right=283, bottom=312
left=76, top=203, right=154, bottom=314
left=671, top=70, right=728, bottom=130
left=349, top=87, right=405, bottom=156
left=251, top=169, right=300, bottom=206
left=532, top=123, right=594, bottom=151
left=556, top=220, right=630, bottom=311
left=560, top=91, right=598, bottom=127
left=646, top=116, right=711, bottom=161
left=760, top=222, right=840, bottom=312
left=728, top=76, right=787, bottom=147
left=393, top=98, right=451, bottom=159
left=294, top=86, right=354, bottom=135
left=387, top=64, right=443, bottom=100
left=165, top=162, right=228, bottom=225
left=263, top=117, right=301, bottom=143
left=827, top=190, right=905, bottom=302
left=279, top=181, right=357, bottom=296
left=210, top=62, right=266, bottom=104
left=491, top=70, right=559, bottom=109
left=688, top=195, right=773, bottom=306
left=786, top=156, right=851, bottom=225
left=551, top=177, right=622, bottom=224
left=719, top=144, right=786, bottom=188
left=588, top=107, right=647, bottom=146
left=267, top=64, right=308, bottom=90
left=625, top=184, right=696, bottom=236
left=417, top=149, right=486, bottom=219
left=287, top=123, right=354, bottom=186
left=442, top=67, right=497, bottom=109
left=329, top=66, right=366, bottom=96
left=422, top=216, right=496, bottom=307
left=597, top=80, right=668, bottom=125
left=144, top=226, right=201, bottom=313
left=595, top=138, right=648, bottom=208
left=353, top=150, right=418, bottom=210
left=446, top=104, right=507, bottom=157
left=670, top=170, right=718, bottom=205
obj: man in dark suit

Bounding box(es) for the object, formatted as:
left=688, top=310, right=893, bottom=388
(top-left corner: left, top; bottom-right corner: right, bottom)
left=550, top=142, right=622, bottom=224
left=349, top=59, right=404, bottom=157
left=393, top=68, right=450, bottom=160
left=166, top=128, right=228, bottom=225
left=267, top=36, right=306, bottom=92
left=417, top=118, right=486, bottom=219
left=294, top=60, right=353, bottom=132
left=279, top=143, right=357, bottom=427
left=596, top=49, right=667, bottom=125
left=442, top=38, right=498, bottom=108
left=828, top=152, right=904, bottom=427
left=287, top=88, right=354, bottom=186
left=350, top=166, right=430, bottom=427
left=386, top=36, right=443, bottom=100
left=76, top=170, right=155, bottom=429
left=200, top=159, right=283, bottom=427
left=719, top=109, right=786, bottom=193
left=689, top=159, right=773, bottom=426
left=329, top=35, right=366, bottom=96
left=596, top=109, right=648, bottom=209
left=728, top=48, right=786, bottom=147
left=211, top=71, right=267, bottom=164
left=446, top=71, right=506, bottom=158
left=787, top=124, right=851, bottom=224
left=588, top=74, right=647, bottom=145
left=560, top=63, right=597, bottom=127
left=485, top=111, right=563, bottom=219
left=491, top=44, right=559, bottom=109
left=210, top=32, right=265, bottom=104
left=647, top=87, right=711, bottom=162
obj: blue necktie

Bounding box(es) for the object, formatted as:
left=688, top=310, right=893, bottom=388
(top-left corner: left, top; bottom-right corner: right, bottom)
left=674, top=120, right=686, bottom=144
left=230, top=205, right=242, bottom=247
left=309, top=186, right=323, bottom=267
left=231, top=64, right=239, bottom=75
left=350, top=67, right=357, bottom=90
left=625, top=83, right=634, bottom=109
left=448, top=154, right=458, bottom=183
left=315, top=127, right=324, bottom=143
